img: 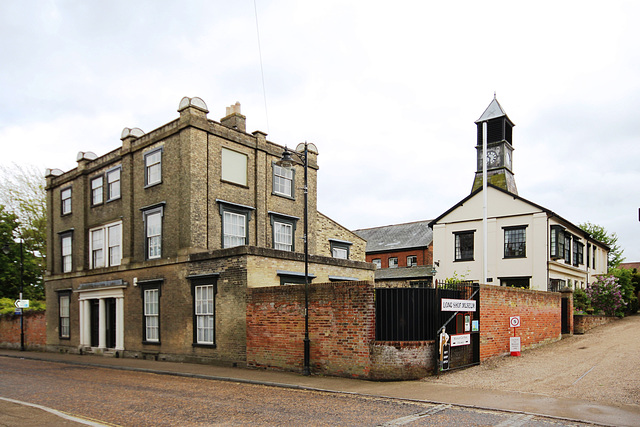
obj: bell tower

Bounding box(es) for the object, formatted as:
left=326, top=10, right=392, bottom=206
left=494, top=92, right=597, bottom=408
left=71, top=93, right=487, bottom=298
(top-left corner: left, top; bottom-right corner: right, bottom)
left=471, top=96, right=517, bottom=195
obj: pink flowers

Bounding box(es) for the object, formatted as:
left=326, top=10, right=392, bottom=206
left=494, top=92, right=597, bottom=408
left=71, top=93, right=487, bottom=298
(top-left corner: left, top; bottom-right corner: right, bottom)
left=586, top=274, right=627, bottom=316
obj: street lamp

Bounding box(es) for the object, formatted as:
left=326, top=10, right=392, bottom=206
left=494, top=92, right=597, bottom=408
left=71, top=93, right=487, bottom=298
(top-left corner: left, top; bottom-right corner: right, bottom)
left=2, top=238, right=25, bottom=351
left=276, top=142, right=314, bottom=376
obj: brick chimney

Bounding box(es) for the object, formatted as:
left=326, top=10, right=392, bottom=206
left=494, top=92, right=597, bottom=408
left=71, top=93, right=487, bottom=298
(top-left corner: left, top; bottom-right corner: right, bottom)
left=221, top=102, right=246, bottom=132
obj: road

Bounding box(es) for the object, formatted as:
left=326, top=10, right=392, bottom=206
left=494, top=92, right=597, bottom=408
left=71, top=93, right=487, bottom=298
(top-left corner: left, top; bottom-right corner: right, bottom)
left=0, top=357, right=590, bottom=426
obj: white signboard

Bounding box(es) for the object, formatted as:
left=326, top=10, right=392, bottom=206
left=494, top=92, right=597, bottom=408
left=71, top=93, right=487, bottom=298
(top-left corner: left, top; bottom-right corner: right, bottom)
left=510, top=337, right=521, bottom=352
left=451, top=334, right=471, bottom=347
left=441, top=298, right=476, bottom=312
left=14, top=299, right=29, bottom=309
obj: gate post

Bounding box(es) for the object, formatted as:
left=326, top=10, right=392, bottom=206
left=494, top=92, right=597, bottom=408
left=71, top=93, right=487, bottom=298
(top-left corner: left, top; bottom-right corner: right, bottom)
left=560, top=288, right=574, bottom=335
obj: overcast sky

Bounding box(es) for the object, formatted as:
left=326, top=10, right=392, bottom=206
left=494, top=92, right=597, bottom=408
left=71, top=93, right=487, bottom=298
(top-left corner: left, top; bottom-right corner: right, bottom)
left=1, top=1, right=639, bottom=261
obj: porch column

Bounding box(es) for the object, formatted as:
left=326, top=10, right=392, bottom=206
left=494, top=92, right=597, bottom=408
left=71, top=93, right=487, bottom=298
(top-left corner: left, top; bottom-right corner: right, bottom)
left=81, top=299, right=91, bottom=347
left=98, top=298, right=106, bottom=349
left=115, top=297, right=124, bottom=350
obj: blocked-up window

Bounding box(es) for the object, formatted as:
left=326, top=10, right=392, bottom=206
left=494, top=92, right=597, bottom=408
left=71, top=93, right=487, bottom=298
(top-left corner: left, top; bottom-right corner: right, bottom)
left=221, top=147, right=247, bottom=186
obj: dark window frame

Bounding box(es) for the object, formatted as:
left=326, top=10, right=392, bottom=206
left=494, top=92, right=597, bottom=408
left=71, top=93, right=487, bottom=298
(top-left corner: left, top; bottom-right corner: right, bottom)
left=388, top=257, right=398, bottom=268
left=277, top=270, right=316, bottom=286
left=550, top=225, right=565, bottom=259
left=269, top=213, right=298, bottom=252
left=144, top=147, right=163, bottom=188
left=140, top=280, right=162, bottom=345
left=60, top=231, right=73, bottom=273
left=218, top=201, right=253, bottom=248
left=60, top=186, right=72, bottom=216
left=90, top=175, right=104, bottom=206
left=272, top=161, right=296, bottom=199
left=503, top=225, right=527, bottom=258
left=57, top=290, right=72, bottom=339
left=106, top=166, right=122, bottom=202
left=142, top=205, right=164, bottom=260
left=499, top=276, right=531, bottom=289
left=329, top=239, right=352, bottom=260
left=454, top=231, right=475, bottom=261
left=189, top=274, right=219, bottom=348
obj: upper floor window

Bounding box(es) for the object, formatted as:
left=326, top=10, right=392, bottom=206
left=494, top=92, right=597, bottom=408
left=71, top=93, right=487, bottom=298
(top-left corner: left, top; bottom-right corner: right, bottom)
left=269, top=213, right=298, bottom=252
left=454, top=231, right=474, bottom=261
left=407, top=255, right=418, bottom=267
left=504, top=226, right=526, bottom=258
left=564, top=234, right=572, bottom=264
left=550, top=225, right=565, bottom=259
left=574, top=241, right=584, bottom=266
left=91, top=176, right=103, bottom=205
left=273, top=164, right=294, bottom=198
left=145, top=148, right=162, bottom=187
left=218, top=201, right=253, bottom=249
left=330, top=239, right=352, bottom=260
left=106, top=167, right=121, bottom=201
left=389, top=257, right=398, bottom=268
left=89, top=221, right=122, bottom=269
left=61, top=187, right=72, bottom=215
left=61, top=233, right=72, bottom=273
left=592, top=247, right=597, bottom=269
left=221, top=147, right=247, bottom=186
left=144, top=207, right=163, bottom=259
left=372, top=259, right=381, bottom=269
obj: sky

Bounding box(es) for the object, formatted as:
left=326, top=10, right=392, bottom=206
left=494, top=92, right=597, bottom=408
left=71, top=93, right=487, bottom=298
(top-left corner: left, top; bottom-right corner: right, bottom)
left=1, top=1, right=639, bottom=261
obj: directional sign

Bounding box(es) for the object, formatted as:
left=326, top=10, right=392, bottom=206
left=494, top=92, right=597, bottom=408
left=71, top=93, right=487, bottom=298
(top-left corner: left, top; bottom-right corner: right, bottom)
left=14, top=299, right=29, bottom=309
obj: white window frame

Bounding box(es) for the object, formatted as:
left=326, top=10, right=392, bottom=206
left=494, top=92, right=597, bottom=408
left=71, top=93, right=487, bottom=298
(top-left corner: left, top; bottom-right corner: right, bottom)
left=407, top=255, right=418, bottom=267
left=61, top=234, right=72, bottom=273
left=329, top=239, right=352, bottom=260
left=59, top=294, right=70, bottom=339
left=106, top=167, right=121, bottom=201
left=372, top=259, right=381, bottom=269
left=195, top=285, right=215, bottom=345
left=89, top=221, right=122, bottom=269
left=221, top=147, right=248, bottom=186
left=274, top=221, right=293, bottom=251
left=389, top=257, right=398, bottom=268
left=273, top=163, right=294, bottom=197
left=223, top=211, right=246, bottom=248
left=144, top=288, right=159, bottom=342
left=61, top=187, right=72, bottom=215
left=144, top=208, right=163, bottom=259
left=91, top=176, right=103, bottom=205
left=145, top=148, right=162, bottom=187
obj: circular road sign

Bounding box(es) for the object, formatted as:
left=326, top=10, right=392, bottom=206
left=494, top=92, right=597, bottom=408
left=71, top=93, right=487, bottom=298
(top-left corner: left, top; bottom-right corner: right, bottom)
left=509, top=316, right=521, bottom=328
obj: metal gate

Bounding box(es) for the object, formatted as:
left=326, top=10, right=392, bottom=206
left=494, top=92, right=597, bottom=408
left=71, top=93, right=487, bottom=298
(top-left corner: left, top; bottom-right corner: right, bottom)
left=435, top=281, right=480, bottom=374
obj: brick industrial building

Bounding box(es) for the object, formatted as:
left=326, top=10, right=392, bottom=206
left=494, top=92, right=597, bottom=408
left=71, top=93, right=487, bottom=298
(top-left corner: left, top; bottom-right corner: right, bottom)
left=44, top=97, right=373, bottom=365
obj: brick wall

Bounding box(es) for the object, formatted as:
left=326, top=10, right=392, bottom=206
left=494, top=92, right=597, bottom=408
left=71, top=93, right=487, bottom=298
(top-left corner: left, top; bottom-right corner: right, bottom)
left=247, top=281, right=375, bottom=378
left=366, top=245, right=433, bottom=268
left=369, top=341, right=435, bottom=380
left=480, top=285, right=562, bottom=360
left=574, top=314, right=618, bottom=334
left=0, top=311, right=46, bottom=350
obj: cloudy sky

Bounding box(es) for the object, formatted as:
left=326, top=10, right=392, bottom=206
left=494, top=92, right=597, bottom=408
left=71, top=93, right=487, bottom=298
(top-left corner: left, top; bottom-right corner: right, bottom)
left=1, top=1, right=639, bottom=261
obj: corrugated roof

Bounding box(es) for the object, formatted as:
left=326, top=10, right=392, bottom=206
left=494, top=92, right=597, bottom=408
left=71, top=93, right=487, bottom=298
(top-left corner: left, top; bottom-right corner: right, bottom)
left=353, top=220, right=433, bottom=253
left=375, top=265, right=434, bottom=280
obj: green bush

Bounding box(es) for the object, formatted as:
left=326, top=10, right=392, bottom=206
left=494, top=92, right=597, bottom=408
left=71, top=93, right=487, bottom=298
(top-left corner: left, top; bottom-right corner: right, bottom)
left=0, top=297, right=45, bottom=315
left=573, top=288, right=591, bottom=313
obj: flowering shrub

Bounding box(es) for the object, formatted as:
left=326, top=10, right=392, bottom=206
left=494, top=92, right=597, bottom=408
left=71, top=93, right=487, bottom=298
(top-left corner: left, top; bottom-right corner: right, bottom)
left=586, top=275, right=626, bottom=316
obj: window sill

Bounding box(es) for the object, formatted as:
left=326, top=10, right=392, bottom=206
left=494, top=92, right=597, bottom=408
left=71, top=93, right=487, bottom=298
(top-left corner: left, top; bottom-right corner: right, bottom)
left=142, top=341, right=161, bottom=346
left=192, top=343, right=217, bottom=349
left=221, top=179, right=249, bottom=189
left=272, top=191, right=295, bottom=201
left=454, top=259, right=474, bottom=262
left=144, top=181, right=162, bottom=189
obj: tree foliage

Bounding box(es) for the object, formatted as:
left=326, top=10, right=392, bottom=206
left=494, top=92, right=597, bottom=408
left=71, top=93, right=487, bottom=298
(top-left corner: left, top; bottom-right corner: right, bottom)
left=586, top=274, right=626, bottom=316
left=578, top=221, right=624, bottom=268
left=0, top=164, right=47, bottom=300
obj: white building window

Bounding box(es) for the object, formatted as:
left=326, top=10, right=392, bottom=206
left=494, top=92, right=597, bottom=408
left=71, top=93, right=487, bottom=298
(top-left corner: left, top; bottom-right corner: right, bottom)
left=372, top=259, right=381, bottom=269
left=221, top=147, right=247, bottom=186
left=273, top=164, right=293, bottom=197
left=274, top=222, right=293, bottom=251
left=144, top=288, right=159, bottom=342
left=107, top=167, right=121, bottom=201
left=329, top=239, right=352, bottom=260
left=407, top=255, right=418, bottom=267
left=89, top=221, right=122, bottom=268
left=61, top=187, right=72, bottom=215
left=61, top=234, right=72, bottom=273
left=223, top=211, right=246, bottom=248
left=195, top=285, right=215, bottom=345
left=59, top=294, right=70, bottom=339
left=145, top=149, right=162, bottom=187
left=389, top=257, right=398, bottom=268
left=91, top=176, right=103, bottom=205
left=144, top=208, right=163, bottom=259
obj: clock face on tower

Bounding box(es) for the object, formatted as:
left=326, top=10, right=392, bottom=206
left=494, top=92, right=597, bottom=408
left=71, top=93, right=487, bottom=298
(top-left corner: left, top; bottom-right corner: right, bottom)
left=487, top=149, right=498, bottom=166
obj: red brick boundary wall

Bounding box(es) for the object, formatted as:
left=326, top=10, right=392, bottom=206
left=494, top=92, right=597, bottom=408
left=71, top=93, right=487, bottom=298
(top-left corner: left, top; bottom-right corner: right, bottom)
left=0, top=311, right=46, bottom=350
left=247, top=281, right=375, bottom=378
left=574, top=314, right=618, bottom=334
left=480, top=285, right=563, bottom=360
left=369, top=340, right=435, bottom=380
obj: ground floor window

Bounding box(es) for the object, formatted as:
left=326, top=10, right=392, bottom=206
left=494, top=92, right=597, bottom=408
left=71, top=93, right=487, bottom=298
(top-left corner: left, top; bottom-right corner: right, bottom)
left=58, top=292, right=71, bottom=339
left=143, top=287, right=160, bottom=343
left=500, top=277, right=530, bottom=289
left=188, top=273, right=219, bottom=348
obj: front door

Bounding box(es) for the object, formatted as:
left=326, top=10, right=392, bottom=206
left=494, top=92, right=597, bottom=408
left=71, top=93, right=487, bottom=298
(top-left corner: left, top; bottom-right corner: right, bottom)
left=90, top=299, right=99, bottom=347
left=105, top=298, right=116, bottom=349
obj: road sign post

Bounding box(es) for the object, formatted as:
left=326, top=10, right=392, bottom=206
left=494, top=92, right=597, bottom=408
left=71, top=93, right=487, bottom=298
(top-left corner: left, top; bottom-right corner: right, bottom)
left=509, top=316, right=521, bottom=356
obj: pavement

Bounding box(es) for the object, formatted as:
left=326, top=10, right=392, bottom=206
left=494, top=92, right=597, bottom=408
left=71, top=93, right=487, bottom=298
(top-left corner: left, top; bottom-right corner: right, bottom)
left=1, top=348, right=639, bottom=426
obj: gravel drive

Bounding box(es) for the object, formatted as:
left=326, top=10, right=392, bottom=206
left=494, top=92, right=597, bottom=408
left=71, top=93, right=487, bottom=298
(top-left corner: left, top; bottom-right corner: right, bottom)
left=422, top=314, right=640, bottom=407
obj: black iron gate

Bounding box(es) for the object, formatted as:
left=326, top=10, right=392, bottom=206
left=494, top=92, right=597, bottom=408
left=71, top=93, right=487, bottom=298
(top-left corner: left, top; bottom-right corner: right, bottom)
left=435, top=281, right=480, bottom=374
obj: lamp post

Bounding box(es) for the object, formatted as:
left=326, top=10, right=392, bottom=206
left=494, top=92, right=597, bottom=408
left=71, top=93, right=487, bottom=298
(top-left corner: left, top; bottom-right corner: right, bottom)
left=276, top=142, right=311, bottom=376
left=2, top=238, right=25, bottom=351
